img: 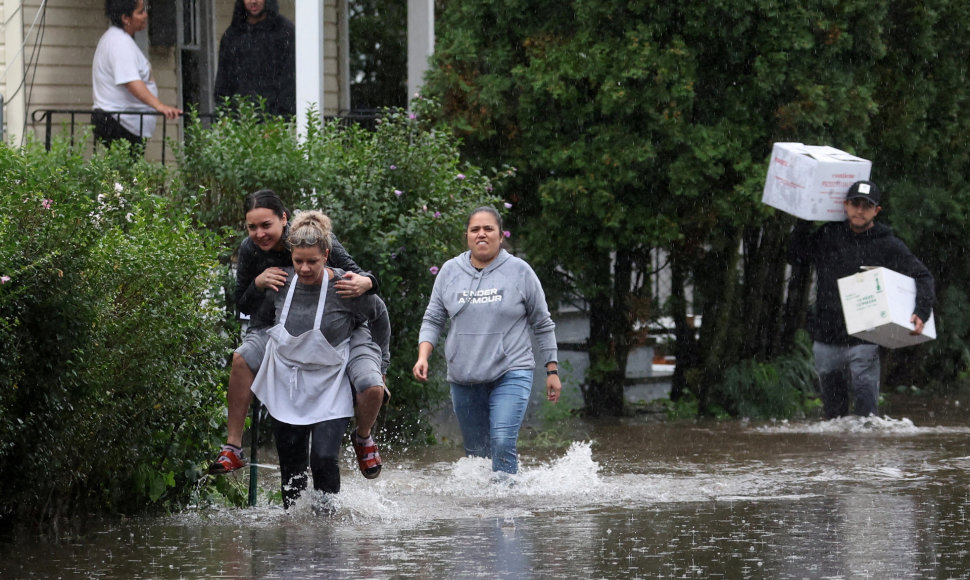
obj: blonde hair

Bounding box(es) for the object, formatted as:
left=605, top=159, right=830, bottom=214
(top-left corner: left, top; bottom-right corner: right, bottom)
left=286, top=210, right=333, bottom=254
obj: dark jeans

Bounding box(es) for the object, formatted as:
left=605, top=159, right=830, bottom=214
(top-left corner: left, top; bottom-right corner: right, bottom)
left=813, top=341, right=881, bottom=418
left=91, top=110, right=145, bottom=153
left=273, top=416, right=350, bottom=508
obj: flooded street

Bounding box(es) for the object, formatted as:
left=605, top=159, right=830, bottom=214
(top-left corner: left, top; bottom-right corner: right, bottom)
left=3, top=401, right=970, bottom=578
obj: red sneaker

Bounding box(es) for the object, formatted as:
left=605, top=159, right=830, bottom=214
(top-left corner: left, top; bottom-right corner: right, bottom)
left=352, top=432, right=382, bottom=479
left=208, top=446, right=247, bottom=474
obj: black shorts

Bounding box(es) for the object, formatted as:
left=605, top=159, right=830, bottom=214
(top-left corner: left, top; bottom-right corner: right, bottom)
left=91, top=110, right=145, bottom=151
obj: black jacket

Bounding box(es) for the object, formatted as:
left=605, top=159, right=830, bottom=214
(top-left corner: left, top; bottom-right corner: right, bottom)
left=235, top=232, right=379, bottom=329
left=788, top=220, right=935, bottom=345
left=214, top=0, right=295, bottom=117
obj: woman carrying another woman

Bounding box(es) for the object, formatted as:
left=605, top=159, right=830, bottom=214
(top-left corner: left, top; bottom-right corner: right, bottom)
left=251, top=210, right=390, bottom=509
left=209, top=190, right=386, bottom=480
left=412, top=207, right=561, bottom=477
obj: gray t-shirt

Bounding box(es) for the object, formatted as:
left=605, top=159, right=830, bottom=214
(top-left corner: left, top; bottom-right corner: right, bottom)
left=264, top=267, right=390, bottom=369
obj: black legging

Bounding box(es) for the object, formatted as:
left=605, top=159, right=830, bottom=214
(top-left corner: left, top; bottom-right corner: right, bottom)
left=273, top=417, right=350, bottom=509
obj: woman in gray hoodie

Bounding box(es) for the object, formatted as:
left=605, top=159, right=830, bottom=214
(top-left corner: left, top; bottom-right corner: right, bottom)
left=413, top=207, right=561, bottom=476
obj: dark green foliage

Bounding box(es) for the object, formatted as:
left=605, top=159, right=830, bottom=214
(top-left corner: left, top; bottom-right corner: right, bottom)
left=0, top=140, right=231, bottom=529
left=349, top=0, right=408, bottom=110
left=424, top=0, right=970, bottom=416
left=867, top=0, right=970, bottom=391
left=711, top=331, right=820, bottom=419
left=175, top=99, right=313, bottom=234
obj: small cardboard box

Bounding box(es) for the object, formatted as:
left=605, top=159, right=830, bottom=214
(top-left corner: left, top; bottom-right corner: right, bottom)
left=837, top=267, right=936, bottom=349
left=762, top=143, right=872, bottom=221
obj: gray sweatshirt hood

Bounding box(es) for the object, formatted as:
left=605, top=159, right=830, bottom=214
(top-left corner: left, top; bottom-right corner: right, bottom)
left=455, top=248, right=514, bottom=276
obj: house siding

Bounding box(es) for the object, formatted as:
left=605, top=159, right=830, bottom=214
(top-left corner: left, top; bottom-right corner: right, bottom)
left=1, top=0, right=344, bottom=160
left=0, top=0, right=178, bottom=160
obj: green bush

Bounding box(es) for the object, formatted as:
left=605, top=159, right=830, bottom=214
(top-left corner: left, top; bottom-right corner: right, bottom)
left=0, top=139, right=231, bottom=528
left=175, top=99, right=313, bottom=233
left=710, top=330, right=819, bottom=420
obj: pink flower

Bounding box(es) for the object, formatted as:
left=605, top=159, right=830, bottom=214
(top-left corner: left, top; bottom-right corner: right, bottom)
left=456, top=173, right=466, bottom=181
left=486, top=185, right=493, bottom=192
left=433, top=211, right=441, bottom=218
left=390, top=165, right=397, bottom=170
left=394, top=189, right=403, bottom=197
left=408, top=113, right=416, bottom=120
left=41, top=199, right=53, bottom=210
left=0, top=275, right=10, bottom=284
left=503, top=230, right=511, bottom=238
left=429, top=266, right=439, bottom=275
left=504, top=202, right=512, bottom=209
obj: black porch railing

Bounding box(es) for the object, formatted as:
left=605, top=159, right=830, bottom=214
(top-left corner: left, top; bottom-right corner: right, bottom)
left=30, top=109, right=381, bottom=164
left=31, top=109, right=185, bottom=163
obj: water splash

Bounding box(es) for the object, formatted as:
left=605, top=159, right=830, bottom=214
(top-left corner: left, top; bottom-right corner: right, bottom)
left=177, top=420, right=970, bottom=531
left=757, top=415, right=970, bottom=435
left=180, top=442, right=608, bottom=526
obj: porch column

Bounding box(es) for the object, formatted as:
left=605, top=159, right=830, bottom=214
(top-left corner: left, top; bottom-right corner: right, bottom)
left=407, top=0, right=434, bottom=109
left=295, top=0, right=326, bottom=137
left=3, top=0, right=25, bottom=144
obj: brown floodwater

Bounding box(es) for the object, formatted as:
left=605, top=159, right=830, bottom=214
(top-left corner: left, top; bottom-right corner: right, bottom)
left=3, top=397, right=970, bottom=578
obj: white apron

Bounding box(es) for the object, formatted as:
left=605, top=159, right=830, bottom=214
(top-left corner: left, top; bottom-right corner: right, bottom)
left=250, top=270, right=354, bottom=425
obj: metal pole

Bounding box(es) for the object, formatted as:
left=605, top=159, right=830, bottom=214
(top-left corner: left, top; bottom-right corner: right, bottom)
left=247, top=398, right=261, bottom=507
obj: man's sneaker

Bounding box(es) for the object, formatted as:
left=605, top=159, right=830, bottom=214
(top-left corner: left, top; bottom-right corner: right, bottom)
left=352, top=432, right=382, bottom=479
left=208, top=446, right=247, bottom=474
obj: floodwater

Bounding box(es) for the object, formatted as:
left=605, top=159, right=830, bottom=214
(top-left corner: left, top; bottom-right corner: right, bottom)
left=4, top=400, right=970, bottom=579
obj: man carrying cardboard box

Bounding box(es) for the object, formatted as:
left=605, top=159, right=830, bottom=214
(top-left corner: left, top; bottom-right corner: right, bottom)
left=787, top=180, right=935, bottom=419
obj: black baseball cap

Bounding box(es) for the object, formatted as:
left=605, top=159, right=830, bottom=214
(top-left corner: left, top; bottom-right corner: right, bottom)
left=845, top=180, right=881, bottom=205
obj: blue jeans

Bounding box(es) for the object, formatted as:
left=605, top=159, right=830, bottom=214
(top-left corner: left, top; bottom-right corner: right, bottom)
left=813, top=341, right=881, bottom=419
left=450, top=369, right=534, bottom=474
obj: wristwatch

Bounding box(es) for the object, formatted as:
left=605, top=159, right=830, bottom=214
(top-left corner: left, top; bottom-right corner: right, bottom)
left=546, top=369, right=558, bottom=376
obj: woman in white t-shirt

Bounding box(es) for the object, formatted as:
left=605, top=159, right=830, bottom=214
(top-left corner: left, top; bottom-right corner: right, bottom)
left=92, top=0, right=182, bottom=150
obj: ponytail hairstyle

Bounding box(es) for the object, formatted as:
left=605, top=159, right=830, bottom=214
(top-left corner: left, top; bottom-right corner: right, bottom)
left=287, top=210, right=333, bottom=255
left=243, top=189, right=289, bottom=221
left=466, top=206, right=504, bottom=231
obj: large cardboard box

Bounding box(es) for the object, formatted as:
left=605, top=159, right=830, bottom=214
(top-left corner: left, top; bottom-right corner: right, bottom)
left=837, top=267, right=936, bottom=349
left=762, top=143, right=872, bottom=221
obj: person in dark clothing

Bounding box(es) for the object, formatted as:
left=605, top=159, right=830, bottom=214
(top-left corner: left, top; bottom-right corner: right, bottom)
left=214, top=0, right=295, bottom=117
left=788, top=180, right=935, bottom=419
